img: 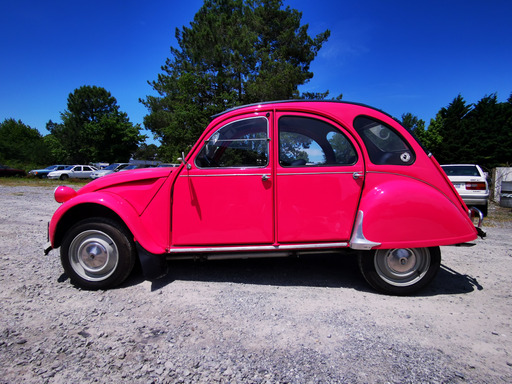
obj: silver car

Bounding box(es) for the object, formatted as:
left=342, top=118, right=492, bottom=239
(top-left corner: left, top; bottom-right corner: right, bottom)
left=90, top=163, right=130, bottom=179
left=48, top=165, right=98, bottom=180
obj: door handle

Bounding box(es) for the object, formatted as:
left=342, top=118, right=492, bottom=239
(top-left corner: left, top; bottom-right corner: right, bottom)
left=262, top=174, right=270, bottom=181
left=353, top=172, right=364, bottom=180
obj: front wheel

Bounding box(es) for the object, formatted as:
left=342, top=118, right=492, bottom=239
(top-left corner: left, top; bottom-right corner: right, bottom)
left=358, top=247, right=441, bottom=295
left=60, top=218, right=136, bottom=290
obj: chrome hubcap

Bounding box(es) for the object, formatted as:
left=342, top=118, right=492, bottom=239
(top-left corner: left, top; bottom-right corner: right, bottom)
left=374, top=248, right=430, bottom=287
left=69, top=230, right=119, bottom=282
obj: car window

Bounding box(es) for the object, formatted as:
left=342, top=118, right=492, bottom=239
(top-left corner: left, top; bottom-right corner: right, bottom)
left=353, top=116, right=415, bottom=165
left=278, top=116, right=357, bottom=167
left=83, top=166, right=93, bottom=172
left=441, top=165, right=480, bottom=177
left=195, top=117, right=269, bottom=168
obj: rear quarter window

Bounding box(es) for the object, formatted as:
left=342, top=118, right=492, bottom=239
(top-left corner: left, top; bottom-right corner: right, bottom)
left=353, top=116, right=415, bottom=166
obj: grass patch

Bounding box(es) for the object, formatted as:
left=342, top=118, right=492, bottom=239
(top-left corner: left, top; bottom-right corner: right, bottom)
left=0, top=177, right=89, bottom=188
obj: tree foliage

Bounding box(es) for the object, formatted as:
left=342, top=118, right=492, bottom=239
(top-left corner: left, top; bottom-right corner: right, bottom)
left=0, top=118, right=50, bottom=166
left=48, top=86, right=145, bottom=164
left=141, top=0, right=331, bottom=161
left=412, top=93, right=512, bottom=169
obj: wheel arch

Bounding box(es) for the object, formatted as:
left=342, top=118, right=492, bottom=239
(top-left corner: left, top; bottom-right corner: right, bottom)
left=50, top=193, right=167, bottom=255
left=53, top=203, right=126, bottom=248
left=355, top=174, right=477, bottom=249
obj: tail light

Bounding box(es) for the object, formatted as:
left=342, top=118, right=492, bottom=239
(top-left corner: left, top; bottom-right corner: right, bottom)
left=466, top=182, right=486, bottom=190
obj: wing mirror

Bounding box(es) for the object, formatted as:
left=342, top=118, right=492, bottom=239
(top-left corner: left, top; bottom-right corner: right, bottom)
left=177, top=152, right=192, bottom=170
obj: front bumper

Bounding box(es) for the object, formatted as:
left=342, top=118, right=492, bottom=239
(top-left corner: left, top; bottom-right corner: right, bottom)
left=44, top=242, right=53, bottom=255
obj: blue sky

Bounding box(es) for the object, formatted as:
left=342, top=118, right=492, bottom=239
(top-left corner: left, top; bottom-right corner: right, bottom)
left=1, top=0, right=511, bottom=145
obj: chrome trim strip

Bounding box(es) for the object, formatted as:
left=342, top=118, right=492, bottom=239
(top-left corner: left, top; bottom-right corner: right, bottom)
left=169, top=242, right=349, bottom=253
left=349, top=210, right=381, bottom=250
left=277, top=171, right=355, bottom=176
left=180, top=173, right=268, bottom=177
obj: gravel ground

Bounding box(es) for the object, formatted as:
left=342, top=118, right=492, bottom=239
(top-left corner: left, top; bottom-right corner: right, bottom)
left=0, top=185, right=511, bottom=383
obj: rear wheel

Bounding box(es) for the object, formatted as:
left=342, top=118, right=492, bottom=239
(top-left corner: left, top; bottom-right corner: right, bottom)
left=60, top=174, right=69, bottom=181
left=60, top=218, right=136, bottom=290
left=358, top=247, right=441, bottom=295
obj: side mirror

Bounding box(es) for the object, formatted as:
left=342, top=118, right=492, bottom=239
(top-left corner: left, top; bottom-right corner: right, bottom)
left=178, top=152, right=192, bottom=170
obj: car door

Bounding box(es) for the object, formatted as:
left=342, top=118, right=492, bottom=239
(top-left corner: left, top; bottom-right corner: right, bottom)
left=70, top=166, right=82, bottom=177
left=171, top=114, right=274, bottom=246
left=275, top=113, right=364, bottom=243
left=82, top=166, right=94, bottom=178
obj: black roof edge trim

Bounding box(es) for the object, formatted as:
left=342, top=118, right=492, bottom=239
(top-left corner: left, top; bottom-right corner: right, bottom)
left=210, top=100, right=393, bottom=120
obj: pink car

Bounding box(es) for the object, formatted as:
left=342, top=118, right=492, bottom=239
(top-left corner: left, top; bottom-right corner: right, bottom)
left=45, top=101, right=484, bottom=295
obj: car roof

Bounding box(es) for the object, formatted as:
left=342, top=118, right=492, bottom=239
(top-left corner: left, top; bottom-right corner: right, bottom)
left=211, top=100, right=393, bottom=120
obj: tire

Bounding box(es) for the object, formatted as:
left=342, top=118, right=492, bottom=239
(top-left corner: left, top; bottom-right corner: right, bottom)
left=60, top=218, right=136, bottom=290
left=358, top=247, right=441, bottom=295
left=60, top=174, right=69, bottom=181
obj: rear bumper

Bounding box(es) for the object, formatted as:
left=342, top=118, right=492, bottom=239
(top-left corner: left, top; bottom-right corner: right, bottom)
left=459, top=194, right=489, bottom=206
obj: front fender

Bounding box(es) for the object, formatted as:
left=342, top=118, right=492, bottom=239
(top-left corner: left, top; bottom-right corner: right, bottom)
left=354, top=173, right=477, bottom=249
left=49, top=191, right=166, bottom=255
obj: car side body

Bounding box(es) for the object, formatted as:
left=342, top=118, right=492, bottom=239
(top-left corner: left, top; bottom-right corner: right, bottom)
left=0, top=164, right=27, bottom=177
left=90, top=163, right=130, bottom=179
left=28, top=165, right=68, bottom=178
left=47, top=165, right=98, bottom=180
left=45, top=101, right=482, bottom=295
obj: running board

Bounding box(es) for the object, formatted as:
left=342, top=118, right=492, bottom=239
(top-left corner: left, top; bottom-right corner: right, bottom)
left=168, top=242, right=349, bottom=254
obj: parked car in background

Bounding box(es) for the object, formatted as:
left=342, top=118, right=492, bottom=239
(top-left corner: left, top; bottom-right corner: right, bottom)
left=441, top=164, right=489, bottom=216
left=120, top=164, right=146, bottom=171
left=47, top=165, right=97, bottom=180
left=0, top=164, right=26, bottom=177
left=90, top=163, right=130, bottom=179
left=28, top=165, right=68, bottom=178
left=157, top=163, right=180, bottom=167
left=45, top=101, right=484, bottom=295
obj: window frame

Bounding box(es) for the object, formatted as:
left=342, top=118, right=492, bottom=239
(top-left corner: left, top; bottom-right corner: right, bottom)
left=278, top=115, right=358, bottom=168
left=353, top=115, right=416, bottom=166
left=194, top=116, right=270, bottom=169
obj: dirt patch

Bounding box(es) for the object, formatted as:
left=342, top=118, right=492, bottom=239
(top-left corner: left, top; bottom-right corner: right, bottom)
left=0, top=185, right=511, bottom=383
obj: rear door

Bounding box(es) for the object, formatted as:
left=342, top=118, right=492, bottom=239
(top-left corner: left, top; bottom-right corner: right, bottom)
left=275, top=113, right=364, bottom=243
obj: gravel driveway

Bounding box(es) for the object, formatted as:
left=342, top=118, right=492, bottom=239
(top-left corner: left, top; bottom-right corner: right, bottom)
left=1, top=185, right=511, bottom=383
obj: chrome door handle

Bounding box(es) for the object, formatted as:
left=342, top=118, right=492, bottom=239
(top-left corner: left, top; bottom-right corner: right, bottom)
left=262, top=174, right=270, bottom=181
left=353, top=172, right=364, bottom=179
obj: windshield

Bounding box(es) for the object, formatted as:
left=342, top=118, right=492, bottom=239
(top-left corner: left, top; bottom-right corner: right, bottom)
left=45, top=165, right=58, bottom=170
left=104, top=163, right=120, bottom=170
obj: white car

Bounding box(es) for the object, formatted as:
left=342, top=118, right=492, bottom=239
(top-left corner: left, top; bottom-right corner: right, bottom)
left=47, top=165, right=98, bottom=180
left=89, top=163, right=130, bottom=179
left=441, top=164, right=489, bottom=216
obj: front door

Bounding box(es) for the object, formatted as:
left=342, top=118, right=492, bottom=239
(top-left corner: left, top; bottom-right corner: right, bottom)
left=275, top=114, right=364, bottom=243
left=171, top=114, right=274, bottom=246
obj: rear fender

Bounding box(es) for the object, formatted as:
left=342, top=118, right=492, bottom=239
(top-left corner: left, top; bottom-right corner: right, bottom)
left=352, top=173, right=477, bottom=249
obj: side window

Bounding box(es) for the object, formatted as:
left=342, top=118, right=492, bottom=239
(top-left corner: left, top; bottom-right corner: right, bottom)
left=195, top=117, right=269, bottom=168
left=353, top=116, right=415, bottom=165
left=279, top=116, right=357, bottom=167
